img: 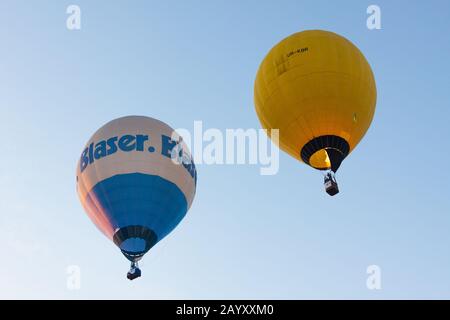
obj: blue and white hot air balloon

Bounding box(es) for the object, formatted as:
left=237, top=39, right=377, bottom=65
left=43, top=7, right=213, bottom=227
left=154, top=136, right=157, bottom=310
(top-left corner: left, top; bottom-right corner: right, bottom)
left=76, top=116, right=197, bottom=280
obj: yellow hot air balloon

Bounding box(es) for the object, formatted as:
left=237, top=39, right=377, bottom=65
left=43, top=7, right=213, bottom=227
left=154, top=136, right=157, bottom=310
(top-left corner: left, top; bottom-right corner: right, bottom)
left=254, top=30, right=376, bottom=195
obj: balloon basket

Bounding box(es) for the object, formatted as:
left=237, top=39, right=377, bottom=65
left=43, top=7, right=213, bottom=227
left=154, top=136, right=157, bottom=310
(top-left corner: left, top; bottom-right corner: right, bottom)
left=127, top=262, right=142, bottom=280
left=324, top=172, right=339, bottom=196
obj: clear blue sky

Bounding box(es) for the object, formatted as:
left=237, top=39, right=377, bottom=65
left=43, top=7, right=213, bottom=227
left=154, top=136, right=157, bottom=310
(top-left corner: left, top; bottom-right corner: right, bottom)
left=0, top=0, right=449, bottom=299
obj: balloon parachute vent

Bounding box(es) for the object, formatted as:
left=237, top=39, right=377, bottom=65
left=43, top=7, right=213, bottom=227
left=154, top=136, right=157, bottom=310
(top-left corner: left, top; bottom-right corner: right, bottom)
left=324, top=172, right=339, bottom=196
left=127, top=262, right=142, bottom=281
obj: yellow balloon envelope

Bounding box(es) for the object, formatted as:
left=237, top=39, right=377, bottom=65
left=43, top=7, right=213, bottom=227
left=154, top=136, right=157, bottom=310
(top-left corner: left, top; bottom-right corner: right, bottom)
left=254, top=30, right=376, bottom=194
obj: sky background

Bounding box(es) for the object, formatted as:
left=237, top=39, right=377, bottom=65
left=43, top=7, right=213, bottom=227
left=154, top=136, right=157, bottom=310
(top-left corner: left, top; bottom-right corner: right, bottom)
left=0, top=0, right=449, bottom=299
